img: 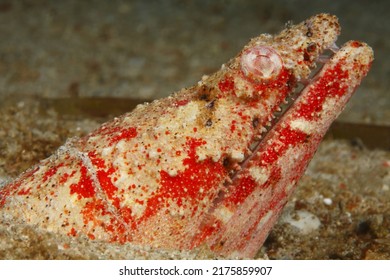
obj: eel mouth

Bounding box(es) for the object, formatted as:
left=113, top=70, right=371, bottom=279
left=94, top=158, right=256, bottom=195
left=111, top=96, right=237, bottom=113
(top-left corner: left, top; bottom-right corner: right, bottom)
left=227, top=42, right=341, bottom=186
left=222, top=14, right=343, bottom=179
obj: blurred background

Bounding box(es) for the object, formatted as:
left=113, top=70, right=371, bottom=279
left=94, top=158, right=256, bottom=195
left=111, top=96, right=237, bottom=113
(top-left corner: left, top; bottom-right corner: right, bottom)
left=0, top=0, right=388, bottom=124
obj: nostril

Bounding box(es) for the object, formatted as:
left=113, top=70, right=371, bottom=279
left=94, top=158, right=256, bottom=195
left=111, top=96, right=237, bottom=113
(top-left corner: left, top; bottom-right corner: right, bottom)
left=240, top=46, right=283, bottom=81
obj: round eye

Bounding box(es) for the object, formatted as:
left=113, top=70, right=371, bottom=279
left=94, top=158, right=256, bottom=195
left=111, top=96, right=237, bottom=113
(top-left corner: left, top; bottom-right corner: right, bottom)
left=240, top=46, right=283, bottom=81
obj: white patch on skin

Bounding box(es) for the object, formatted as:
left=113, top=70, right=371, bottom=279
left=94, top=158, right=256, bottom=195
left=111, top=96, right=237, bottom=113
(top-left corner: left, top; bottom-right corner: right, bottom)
left=290, top=119, right=316, bottom=134
left=131, top=201, right=146, bottom=217
left=112, top=156, right=129, bottom=173
left=180, top=101, right=199, bottom=123
left=212, top=152, right=222, bottom=162
left=278, top=144, right=307, bottom=176
left=114, top=171, right=131, bottom=187
left=114, top=139, right=128, bottom=154
left=249, top=166, right=269, bottom=185
left=231, top=150, right=245, bottom=162
left=168, top=169, right=177, bottom=177
left=233, top=76, right=253, bottom=98
left=101, top=146, right=114, bottom=158
left=213, top=206, right=234, bottom=224
left=255, top=210, right=273, bottom=232
left=149, top=150, right=159, bottom=159
left=321, top=97, right=339, bottom=119
left=197, top=153, right=206, bottom=161
left=155, top=101, right=200, bottom=133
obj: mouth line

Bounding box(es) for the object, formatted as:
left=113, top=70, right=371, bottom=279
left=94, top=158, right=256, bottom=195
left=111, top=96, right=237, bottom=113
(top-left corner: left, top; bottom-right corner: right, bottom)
left=225, top=45, right=337, bottom=188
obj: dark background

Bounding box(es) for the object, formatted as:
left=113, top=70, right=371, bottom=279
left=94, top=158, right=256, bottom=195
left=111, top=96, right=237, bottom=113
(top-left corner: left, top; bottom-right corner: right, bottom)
left=0, top=0, right=388, bottom=124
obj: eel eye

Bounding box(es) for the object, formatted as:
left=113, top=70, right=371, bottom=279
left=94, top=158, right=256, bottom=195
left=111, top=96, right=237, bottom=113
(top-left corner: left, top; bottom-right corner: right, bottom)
left=240, top=46, right=283, bottom=81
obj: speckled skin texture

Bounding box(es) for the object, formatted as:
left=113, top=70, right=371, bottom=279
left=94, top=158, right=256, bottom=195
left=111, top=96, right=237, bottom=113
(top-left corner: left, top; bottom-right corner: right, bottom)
left=0, top=14, right=373, bottom=258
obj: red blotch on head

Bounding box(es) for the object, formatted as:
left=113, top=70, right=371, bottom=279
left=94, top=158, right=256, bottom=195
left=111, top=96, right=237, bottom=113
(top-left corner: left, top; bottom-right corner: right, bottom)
left=68, top=228, right=77, bottom=237
left=109, top=127, right=138, bottom=145
left=260, top=125, right=308, bottom=167
left=42, top=163, right=64, bottom=183
left=218, top=76, right=235, bottom=94
left=69, top=164, right=96, bottom=199
left=174, top=99, right=189, bottom=107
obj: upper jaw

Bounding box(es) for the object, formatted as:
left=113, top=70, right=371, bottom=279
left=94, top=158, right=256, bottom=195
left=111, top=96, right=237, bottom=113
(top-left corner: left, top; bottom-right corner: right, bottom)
left=233, top=13, right=341, bottom=85
left=200, top=14, right=343, bottom=169
left=274, top=13, right=341, bottom=79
